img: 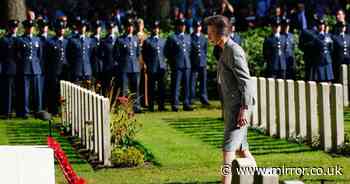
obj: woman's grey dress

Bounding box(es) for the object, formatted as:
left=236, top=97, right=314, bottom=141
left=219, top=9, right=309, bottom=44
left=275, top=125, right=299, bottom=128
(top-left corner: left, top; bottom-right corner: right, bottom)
left=217, top=39, right=255, bottom=152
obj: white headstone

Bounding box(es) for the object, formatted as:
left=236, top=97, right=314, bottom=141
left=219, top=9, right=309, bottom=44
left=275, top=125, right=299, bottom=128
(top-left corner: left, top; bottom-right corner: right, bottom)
left=267, top=78, right=276, bottom=136
left=285, top=80, right=296, bottom=138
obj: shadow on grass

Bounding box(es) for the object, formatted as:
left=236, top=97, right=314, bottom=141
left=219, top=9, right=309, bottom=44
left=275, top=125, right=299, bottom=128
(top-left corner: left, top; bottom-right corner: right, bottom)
left=2, top=119, right=88, bottom=164
left=164, top=117, right=314, bottom=155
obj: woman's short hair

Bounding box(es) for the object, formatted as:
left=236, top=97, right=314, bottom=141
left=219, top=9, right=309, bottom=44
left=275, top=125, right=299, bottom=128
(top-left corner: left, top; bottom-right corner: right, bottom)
left=204, top=15, right=231, bottom=36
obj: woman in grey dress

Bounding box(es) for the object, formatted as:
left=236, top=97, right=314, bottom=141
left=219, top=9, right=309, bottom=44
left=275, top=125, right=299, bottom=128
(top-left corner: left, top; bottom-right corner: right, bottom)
left=204, top=15, right=256, bottom=184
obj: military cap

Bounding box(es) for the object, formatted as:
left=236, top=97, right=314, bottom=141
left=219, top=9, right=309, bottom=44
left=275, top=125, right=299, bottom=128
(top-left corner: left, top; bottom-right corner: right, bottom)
left=193, top=20, right=202, bottom=27
left=124, top=18, right=135, bottom=27
left=91, top=20, right=102, bottom=28
left=335, top=21, right=347, bottom=28
left=76, top=18, right=89, bottom=27
left=37, top=18, right=49, bottom=28
left=53, top=20, right=66, bottom=30
left=316, top=16, right=326, bottom=25
left=8, top=19, right=19, bottom=28
left=22, top=20, right=36, bottom=28
left=151, top=20, right=160, bottom=29
left=176, top=18, right=186, bottom=26
left=106, top=21, right=115, bottom=29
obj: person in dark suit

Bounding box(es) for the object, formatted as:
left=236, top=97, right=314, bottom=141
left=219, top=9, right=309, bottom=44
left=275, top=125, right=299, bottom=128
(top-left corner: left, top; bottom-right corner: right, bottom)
left=281, top=17, right=296, bottom=79
left=290, top=1, right=308, bottom=31
left=100, top=21, right=118, bottom=96
left=164, top=18, right=193, bottom=111
left=114, top=18, right=142, bottom=113
left=37, top=18, right=51, bottom=110
left=90, top=20, right=103, bottom=86
left=67, top=19, right=93, bottom=84
left=332, top=21, right=350, bottom=81
left=333, top=9, right=350, bottom=34
left=229, top=17, right=242, bottom=46
left=142, top=21, right=167, bottom=112
left=263, top=17, right=287, bottom=79
left=307, top=17, right=334, bottom=82
left=45, top=20, right=69, bottom=115
left=0, top=20, right=19, bottom=118
left=16, top=20, right=44, bottom=118
left=190, top=20, right=210, bottom=106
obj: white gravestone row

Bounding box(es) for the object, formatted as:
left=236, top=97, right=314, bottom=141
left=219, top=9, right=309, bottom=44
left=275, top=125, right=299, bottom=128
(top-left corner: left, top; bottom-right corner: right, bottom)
left=251, top=77, right=344, bottom=152
left=60, top=81, right=111, bottom=166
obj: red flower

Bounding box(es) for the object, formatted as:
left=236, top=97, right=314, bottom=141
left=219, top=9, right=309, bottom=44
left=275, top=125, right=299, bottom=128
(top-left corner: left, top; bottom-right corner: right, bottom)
left=47, top=137, right=86, bottom=184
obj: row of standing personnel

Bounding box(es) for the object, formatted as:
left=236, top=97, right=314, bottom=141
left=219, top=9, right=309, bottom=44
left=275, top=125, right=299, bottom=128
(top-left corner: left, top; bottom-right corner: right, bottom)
left=263, top=16, right=350, bottom=81
left=0, top=17, right=229, bottom=117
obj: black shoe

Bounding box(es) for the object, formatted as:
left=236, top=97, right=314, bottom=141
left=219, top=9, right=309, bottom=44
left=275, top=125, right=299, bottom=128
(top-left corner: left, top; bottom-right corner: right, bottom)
left=172, top=107, right=179, bottom=112
left=158, top=106, right=168, bottom=112
left=183, top=106, right=194, bottom=111
left=148, top=107, right=155, bottom=112
left=22, top=114, right=29, bottom=119
left=134, top=108, right=142, bottom=113
left=202, top=102, right=211, bottom=106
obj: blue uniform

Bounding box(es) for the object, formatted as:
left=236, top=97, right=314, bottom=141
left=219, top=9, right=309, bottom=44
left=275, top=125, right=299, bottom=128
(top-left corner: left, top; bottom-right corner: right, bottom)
left=115, top=34, right=141, bottom=111
left=263, top=34, right=287, bottom=79
left=16, top=34, right=43, bottom=116
left=190, top=33, right=209, bottom=105
left=0, top=34, right=18, bottom=115
left=90, top=35, right=103, bottom=82
left=100, top=34, right=118, bottom=95
left=39, top=34, right=51, bottom=110
left=45, top=36, right=68, bottom=115
left=230, top=33, right=242, bottom=46
left=142, top=35, right=167, bottom=110
left=308, top=32, right=334, bottom=82
left=67, top=34, right=93, bottom=82
left=332, top=33, right=350, bottom=80
left=282, top=32, right=296, bottom=79
left=164, top=32, right=192, bottom=110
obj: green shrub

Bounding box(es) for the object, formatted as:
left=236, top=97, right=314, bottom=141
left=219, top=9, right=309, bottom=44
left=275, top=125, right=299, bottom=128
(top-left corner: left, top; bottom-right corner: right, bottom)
left=338, top=133, right=350, bottom=155
left=110, top=95, right=142, bottom=148
left=111, top=146, right=144, bottom=167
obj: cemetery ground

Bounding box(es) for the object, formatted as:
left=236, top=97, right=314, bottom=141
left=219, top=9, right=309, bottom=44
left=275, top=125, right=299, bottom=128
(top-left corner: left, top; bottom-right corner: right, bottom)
left=0, top=102, right=349, bottom=184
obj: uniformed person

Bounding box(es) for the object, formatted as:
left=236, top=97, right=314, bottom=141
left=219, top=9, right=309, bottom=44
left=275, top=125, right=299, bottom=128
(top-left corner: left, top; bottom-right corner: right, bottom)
left=38, top=18, right=50, bottom=41
left=164, top=18, right=193, bottom=111
left=37, top=18, right=50, bottom=109
left=67, top=19, right=93, bottom=84
left=281, top=17, right=296, bottom=79
left=16, top=20, right=43, bottom=117
left=114, top=18, right=142, bottom=113
left=190, top=20, right=210, bottom=106
left=332, top=21, right=350, bottom=81
left=142, top=21, right=167, bottom=111
left=0, top=20, right=19, bottom=117
left=90, top=20, right=103, bottom=86
left=100, top=21, right=118, bottom=96
left=308, top=17, right=334, bottom=82
left=263, top=17, right=287, bottom=79
left=229, top=17, right=242, bottom=46
left=45, top=20, right=69, bottom=115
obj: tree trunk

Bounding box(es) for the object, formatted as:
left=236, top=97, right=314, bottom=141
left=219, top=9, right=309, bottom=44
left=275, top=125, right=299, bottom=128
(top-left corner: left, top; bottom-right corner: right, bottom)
left=0, top=0, right=26, bottom=27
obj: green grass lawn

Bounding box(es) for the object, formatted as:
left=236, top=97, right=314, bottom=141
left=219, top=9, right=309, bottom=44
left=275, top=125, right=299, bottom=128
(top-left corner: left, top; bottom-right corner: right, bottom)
left=0, top=105, right=349, bottom=184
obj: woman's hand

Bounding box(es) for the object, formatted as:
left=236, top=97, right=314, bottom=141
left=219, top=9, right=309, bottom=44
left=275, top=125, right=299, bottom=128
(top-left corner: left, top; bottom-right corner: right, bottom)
left=237, top=106, right=248, bottom=127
